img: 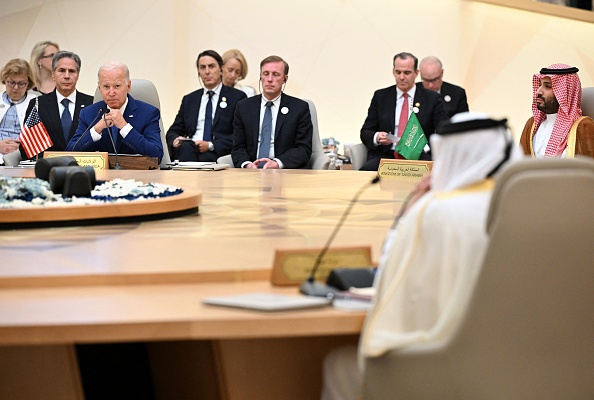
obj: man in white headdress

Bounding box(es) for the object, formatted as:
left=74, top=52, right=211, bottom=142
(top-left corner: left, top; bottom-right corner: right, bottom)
left=321, top=112, right=523, bottom=400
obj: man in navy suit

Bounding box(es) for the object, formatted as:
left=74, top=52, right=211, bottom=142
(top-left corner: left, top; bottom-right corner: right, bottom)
left=67, top=61, right=164, bottom=163
left=419, top=56, right=469, bottom=118
left=166, top=50, right=246, bottom=162
left=231, top=55, right=312, bottom=169
left=360, top=52, right=447, bottom=171
left=20, top=51, right=93, bottom=159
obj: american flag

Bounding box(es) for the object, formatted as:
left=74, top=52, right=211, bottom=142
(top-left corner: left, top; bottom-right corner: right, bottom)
left=19, top=99, right=53, bottom=158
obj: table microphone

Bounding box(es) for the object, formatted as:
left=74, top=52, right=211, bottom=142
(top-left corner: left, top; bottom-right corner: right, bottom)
left=103, top=109, right=123, bottom=170
left=299, top=175, right=381, bottom=297
left=71, top=108, right=103, bottom=151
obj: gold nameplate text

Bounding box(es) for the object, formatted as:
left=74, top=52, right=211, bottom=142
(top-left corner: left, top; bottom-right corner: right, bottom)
left=378, top=159, right=432, bottom=180
left=44, top=151, right=109, bottom=170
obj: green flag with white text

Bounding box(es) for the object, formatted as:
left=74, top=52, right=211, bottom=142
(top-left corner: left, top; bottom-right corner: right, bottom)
left=395, top=112, right=427, bottom=160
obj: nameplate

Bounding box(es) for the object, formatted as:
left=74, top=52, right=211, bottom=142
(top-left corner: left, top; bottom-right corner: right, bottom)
left=44, top=151, right=109, bottom=170
left=271, top=246, right=373, bottom=286
left=378, top=159, right=432, bottom=180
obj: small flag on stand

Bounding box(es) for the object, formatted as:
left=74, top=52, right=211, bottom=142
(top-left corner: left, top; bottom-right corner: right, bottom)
left=395, top=112, right=427, bottom=160
left=20, top=98, right=53, bottom=158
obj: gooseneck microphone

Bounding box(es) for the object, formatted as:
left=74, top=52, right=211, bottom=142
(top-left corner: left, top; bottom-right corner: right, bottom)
left=103, top=109, right=123, bottom=170
left=71, top=108, right=103, bottom=151
left=299, top=175, right=381, bottom=297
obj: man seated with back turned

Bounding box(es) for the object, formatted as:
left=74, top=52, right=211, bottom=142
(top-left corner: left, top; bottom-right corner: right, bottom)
left=67, top=61, right=164, bottom=163
left=20, top=51, right=93, bottom=159
left=359, top=52, right=447, bottom=171
left=418, top=55, right=469, bottom=118
left=519, top=63, right=594, bottom=158
left=166, top=50, right=246, bottom=162
left=231, top=55, right=312, bottom=169
left=321, top=112, right=522, bottom=400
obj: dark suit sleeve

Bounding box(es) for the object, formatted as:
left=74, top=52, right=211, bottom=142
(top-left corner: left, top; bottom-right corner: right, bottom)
left=360, top=90, right=381, bottom=149
left=231, top=101, right=251, bottom=167
left=67, top=107, right=96, bottom=151
left=275, top=101, right=312, bottom=169
left=360, top=89, right=394, bottom=160
left=123, top=106, right=164, bottom=162
left=212, top=90, right=247, bottom=157
left=166, top=93, right=195, bottom=149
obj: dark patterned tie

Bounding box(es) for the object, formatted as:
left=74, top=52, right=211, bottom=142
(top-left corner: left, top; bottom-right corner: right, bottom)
left=60, top=98, right=72, bottom=141
left=257, top=101, right=274, bottom=168
left=203, top=90, right=214, bottom=141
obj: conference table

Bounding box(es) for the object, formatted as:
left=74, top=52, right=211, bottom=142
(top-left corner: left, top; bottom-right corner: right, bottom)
left=0, top=167, right=416, bottom=399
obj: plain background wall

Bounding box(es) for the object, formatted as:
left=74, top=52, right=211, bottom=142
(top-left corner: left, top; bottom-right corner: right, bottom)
left=2, top=0, right=594, bottom=149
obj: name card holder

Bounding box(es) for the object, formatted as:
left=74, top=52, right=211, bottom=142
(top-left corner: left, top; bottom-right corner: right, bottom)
left=270, top=246, right=373, bottom=286
left=44, top=151, right=109, bottom=170
left=378, top=159, right=432, bottom=180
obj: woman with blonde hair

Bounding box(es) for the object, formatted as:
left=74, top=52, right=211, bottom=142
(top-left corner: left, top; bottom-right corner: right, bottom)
left=221, top=49, right=256, bottom=97
left=30, top=40, right=60, bottom=94
left=0, top=59, right=39, bottom=165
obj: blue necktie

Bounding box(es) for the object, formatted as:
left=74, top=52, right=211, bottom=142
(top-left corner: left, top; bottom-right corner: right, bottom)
left=60, top=98, right=72, bottom=141
left=258, top=101, right=273, bottom=167
left=203, top=90, right=214, bottom=141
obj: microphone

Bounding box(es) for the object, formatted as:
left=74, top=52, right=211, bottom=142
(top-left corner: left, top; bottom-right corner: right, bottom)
left=71, top=108, right=103, bottom=151
left=299, top=175, right=381, bottom=297
left=103, top=109, right=123, bottom=170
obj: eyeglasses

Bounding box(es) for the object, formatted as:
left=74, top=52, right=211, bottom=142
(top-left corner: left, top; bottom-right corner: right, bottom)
left=40, top=53, right=55, bottom=59
left=6, top=81, right=28, bottom=88
left=421, top=76, right=442, bottom=85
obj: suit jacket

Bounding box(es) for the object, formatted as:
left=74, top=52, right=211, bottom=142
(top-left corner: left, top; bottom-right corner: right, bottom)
left=66, top=94, right=164, bottom=162
left=232, top=93, right=313, bottom=169
left=19, top=89, right=93, bottom=159
left=360, top=84, right=447, bottom=164
left=438, top=81, right=469, bottom=118
left=166, top=85, right=246, bottom=161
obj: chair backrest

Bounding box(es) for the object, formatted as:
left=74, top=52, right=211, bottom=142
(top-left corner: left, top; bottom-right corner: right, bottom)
left=581, top=87, right=594, bottom=117
left=217, top=98, right=330, bottom=169
left=364, top=157, right=594, bottom=400
left=94, top=79, right=170, bottom=166
left=303, top=99, right=330, bottom=170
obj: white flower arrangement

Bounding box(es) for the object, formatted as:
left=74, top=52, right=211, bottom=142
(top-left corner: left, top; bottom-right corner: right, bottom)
left=0, top=177, right=183, bottom=209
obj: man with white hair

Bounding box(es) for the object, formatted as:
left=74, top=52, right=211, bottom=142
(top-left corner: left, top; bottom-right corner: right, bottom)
left=67, top=61, right=164, bottom=162
left=321, top=112, right=522, bottom=400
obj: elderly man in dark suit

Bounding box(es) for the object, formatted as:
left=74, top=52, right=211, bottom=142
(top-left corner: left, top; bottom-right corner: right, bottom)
left=166, top=50, right=246, bottom=162
left=67, top=61, right=164, bottom=162
left=20, top=51, right=93, bottom=159
left=231, top=55, right=312, bottom=169
left=360, top=52, right=448, bottom=171
left=419, top=56, right=469, bottom=118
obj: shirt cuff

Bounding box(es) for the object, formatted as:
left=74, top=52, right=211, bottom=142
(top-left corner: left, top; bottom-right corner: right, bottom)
left=208, top=141, right=214, bottom=151
left=91, top=128, right=102, bottom=142
left=274, top=158, right=284, bottom=169
left=119, top=123, right=133, bottom=138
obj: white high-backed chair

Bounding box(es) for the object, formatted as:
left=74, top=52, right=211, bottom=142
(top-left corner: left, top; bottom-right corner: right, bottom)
left=217, top=98, right=330, bottom=169
left=94, top=79, right=170, bottom=167
left=363, top=157, right=594, bottom=400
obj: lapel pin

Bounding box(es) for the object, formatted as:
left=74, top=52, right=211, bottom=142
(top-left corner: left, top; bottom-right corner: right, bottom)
left=220, top=101, right=228, bottom=109
left=415, top=102, right=420, bottom=107
left=444, top=95, right=451, bottom=103
left=281, top=106, right=289, bottom=115
left=413, top=106, right=420, bottom=113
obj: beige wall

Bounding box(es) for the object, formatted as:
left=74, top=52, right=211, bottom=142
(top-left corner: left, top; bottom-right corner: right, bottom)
left=2, top=0, right=594, bottom=147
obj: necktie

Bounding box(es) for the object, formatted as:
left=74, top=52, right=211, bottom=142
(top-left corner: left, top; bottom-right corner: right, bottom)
left=258, top=101, right=274, bottom=166
left=203, top=90, right=214, bottom=141
left=395, top=93, right=409, bottom=159
left=61, top=98, right=72, bottom=141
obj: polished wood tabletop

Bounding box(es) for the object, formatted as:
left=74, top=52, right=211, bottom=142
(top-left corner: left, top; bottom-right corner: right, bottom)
left=0, top=168, right=416, bottom=289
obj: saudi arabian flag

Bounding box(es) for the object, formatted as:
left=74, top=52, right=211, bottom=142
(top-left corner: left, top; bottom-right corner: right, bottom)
left=395, top=112, right=427, bottom=160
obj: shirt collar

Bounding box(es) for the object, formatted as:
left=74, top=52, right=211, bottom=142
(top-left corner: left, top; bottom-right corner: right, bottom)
left=261, top=93, right=282, bottom=107
left=396, top=85, right=416, bottom=100
left=56, top=90, right=77, bottom=105
left=2, top=91, right=27, bottom=105
left=204, top=82, right=222, bottom=97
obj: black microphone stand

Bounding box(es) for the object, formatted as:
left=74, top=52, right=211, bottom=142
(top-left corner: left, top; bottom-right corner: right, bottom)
left=104, top=111, right=123, bottom=170
left=300, top=176, right=380, bottom=297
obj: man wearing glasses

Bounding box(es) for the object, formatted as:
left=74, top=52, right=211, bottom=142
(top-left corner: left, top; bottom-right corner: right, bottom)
left=20, top=51, right=94, bottom=159
left=0, top=58, right=39, bottom=165
left=418, top=56, right=469, bottom=119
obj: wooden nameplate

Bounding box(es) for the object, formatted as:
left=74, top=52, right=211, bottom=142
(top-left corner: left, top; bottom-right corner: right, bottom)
left=378, top=159, right=432, bottom=180
left=270, top=246, right=373, bottom=286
